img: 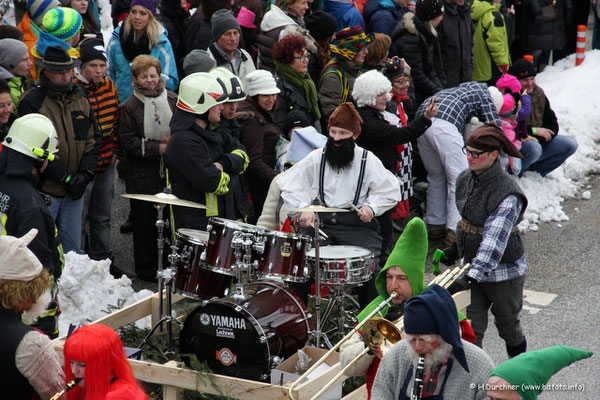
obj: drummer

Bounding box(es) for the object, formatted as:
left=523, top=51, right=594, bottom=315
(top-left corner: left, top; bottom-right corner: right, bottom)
left=339, top=217, right=476, bottom=399
left=278, top=102, right=400, bottom=308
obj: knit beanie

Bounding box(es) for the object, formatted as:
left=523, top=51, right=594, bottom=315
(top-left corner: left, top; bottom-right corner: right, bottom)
left=490, top=346, right=593, bottom=400
left=27, top=0, right=61, bottom=26
left=327, top=102, right=362, bottom=136
left=43, top=7, right=83, bottom=41
left=509, top=58, right=536, bottom=79
left=0, top=24, right=25, bottom=41
left=499, top=93, right=516, bottom=117
left=79, top=38, right=106, bottom=65
left=330, top=25, right=373, bottom=62
left=283, top=109, right=311, bottom=135
left=404, top=284, right=469, bottom=372
left=415, top=0, right=445, bottom=22
left=377, top=217, right=427, bottom=299
left=130, top=0, right=156, bottom=14
left=211, top=9, right=241, bottom=40
left=0, top=39, right=29, bottom=71
left=352, top=69, right=391, bottom=108
left=245, top=69, right=280, bottom=96
left=304, top=11, right=337, bottom=42
left=183, top=49, right=216, bottom=75
left=496, top=73, right=521, bottom=94
left=487, top=86, right=503, bottom=113
left=382, top=57, right=405, bottom=81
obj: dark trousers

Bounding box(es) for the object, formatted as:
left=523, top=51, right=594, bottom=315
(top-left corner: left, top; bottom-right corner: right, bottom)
left=131, top=199, right=169, bottom=280
left=376, top=208, right=394, bottom=267
left=467, top=275, right=526, bottom=348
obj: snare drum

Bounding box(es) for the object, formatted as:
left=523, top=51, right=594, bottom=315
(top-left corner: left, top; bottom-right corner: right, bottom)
left=204, top=218, right=268, bottom=276
left=305, top=245, right=374, bottom=285
left=175, top=229, right=233, bottom=299
left=258, top=231, right=311, bottom=282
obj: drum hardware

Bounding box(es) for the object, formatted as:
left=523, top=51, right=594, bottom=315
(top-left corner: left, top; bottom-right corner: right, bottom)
left=319, top=285, right=361, bottom=343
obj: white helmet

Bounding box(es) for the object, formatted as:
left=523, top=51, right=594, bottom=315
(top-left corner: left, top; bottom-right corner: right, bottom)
left=176, top=72, right=229, bottom=114
left=210, top=68, right=246, bottom=102
left=3, top=114, right=59, bottom=161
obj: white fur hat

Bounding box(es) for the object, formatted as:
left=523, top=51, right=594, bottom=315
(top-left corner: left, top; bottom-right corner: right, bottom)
left=245, top=70, right=281, bottom=97
left=488, top=86, right=503, bottom=113
left=352, top=70, right=392, bottom=108
left=0, top=229, right=42, bottom=281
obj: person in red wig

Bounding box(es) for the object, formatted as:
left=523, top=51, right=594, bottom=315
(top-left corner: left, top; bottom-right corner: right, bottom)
left=63, top=323, right=147, bottom=399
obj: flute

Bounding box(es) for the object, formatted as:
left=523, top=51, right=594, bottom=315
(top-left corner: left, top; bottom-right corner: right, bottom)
left=50, top=378, right=82, bottom=400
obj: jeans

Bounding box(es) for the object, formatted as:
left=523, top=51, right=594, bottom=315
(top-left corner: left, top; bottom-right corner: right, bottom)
left=520, top=136, right=578, bottom=177
left=82, top=165, right=115, bottom=260
left=47, top=195, right=85, bottom=254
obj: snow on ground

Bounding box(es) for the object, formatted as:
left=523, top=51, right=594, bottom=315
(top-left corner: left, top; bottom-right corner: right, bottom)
left=58, top=253, right=153, bottom=335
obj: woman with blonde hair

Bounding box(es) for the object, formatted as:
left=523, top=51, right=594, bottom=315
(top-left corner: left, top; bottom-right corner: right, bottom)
left=63, top=324, right=147, bottom=399
left=107, top=0, right=178, bottom=103
left=363, top=32, right=391, bottom=70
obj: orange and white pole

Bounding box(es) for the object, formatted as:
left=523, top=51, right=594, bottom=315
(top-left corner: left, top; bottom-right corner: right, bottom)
left=576, top=25, right=586, bottom=66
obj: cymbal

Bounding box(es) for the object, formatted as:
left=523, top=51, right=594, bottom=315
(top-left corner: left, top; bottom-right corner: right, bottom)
left=288, top=205, right=350, bottom=213
left=121, top=193, right=207, bottom=209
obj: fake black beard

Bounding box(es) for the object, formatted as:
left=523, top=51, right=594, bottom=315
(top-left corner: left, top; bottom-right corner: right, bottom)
left=325, top=137, right=355, bottom=171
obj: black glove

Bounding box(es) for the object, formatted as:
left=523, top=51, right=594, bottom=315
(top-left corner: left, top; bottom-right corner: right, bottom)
left=66, top=170, right=94, bottom=200
left=440, top=242, right=458, bottom=266
left=447, top=274, right=476, bottom=295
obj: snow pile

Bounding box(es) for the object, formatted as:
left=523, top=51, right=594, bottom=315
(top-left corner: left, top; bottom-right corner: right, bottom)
left=58, top=252, right=153, bottom=335
left=517, top=50, right=600, bottom=230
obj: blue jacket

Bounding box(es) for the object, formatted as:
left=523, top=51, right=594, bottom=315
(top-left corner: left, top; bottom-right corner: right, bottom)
left=323, top=0, right=365, bottom=31
left=363, top=0, right=405, bottom=36
left=107, top=25, right=179, bottom=103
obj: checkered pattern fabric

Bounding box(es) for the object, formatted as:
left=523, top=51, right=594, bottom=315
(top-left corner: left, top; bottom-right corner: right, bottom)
left=398, top=142, right=413, bottom=201
left=416, top=81, right=501, bottom=134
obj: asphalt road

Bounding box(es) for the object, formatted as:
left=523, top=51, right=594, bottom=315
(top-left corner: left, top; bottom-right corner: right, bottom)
left=109, top=173, right=599, bottom=398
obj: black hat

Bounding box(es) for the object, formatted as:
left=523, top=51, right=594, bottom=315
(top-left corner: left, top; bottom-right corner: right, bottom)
left=382, top=58, right=405, bottom=81
left=34, top=45, right=81, bottom=70
left=283, top=110, right=312, bottom=135
left=509, top=59, right=537, bottom=79
left=415, top=0, right=445, bottom=22
left=79, top=38, right=107, bottom=65
left=305, top=11, right=337, bottom=42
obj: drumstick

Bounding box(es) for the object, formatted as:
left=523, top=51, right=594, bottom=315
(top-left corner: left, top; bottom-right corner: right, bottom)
left=312, top=223, right=329, bottom=239
left=346, top=200, right=362, bottom=216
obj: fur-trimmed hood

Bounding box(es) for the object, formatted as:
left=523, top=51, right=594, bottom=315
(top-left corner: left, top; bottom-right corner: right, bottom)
left=393, top=11, right=437, bottom=39
left=352, top=69, right=392, bottom=107
left=232, top=110, right=256, bottom=122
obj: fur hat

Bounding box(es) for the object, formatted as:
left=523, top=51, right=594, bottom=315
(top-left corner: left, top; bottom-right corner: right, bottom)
left=487, top=86, right=503, bottom=113
left=509, top=58, right=537, bottom=79
left=0, top=39, right=29, bottom=71
left=0, top=229, right=43, bottom=281
left=352, top=70, right=392, bottom=108
left=416, top=0, right=445, bottom=22
left=496, top=74, right=522, bottom=94
left=211, top=9, right=241, bottom=40
left=245, top=69, right=280, bottom=96
left=327, top=102, right=363, bottom=136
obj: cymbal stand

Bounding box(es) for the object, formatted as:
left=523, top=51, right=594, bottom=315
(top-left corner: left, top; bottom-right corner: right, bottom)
left=308, top=212, right=332, bottom=349
left=154, top=203, right=166, bottom=332
left=319, top=284, right=360, bottom=343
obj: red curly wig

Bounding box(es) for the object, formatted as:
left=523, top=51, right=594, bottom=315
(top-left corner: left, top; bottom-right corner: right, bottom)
left=64, top=324, right=147, bottom=400
left=272, top=34, right=307, bottom=65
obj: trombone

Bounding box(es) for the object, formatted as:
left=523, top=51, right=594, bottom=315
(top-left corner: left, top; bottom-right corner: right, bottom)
left=290, top=263, right=470, bottom=400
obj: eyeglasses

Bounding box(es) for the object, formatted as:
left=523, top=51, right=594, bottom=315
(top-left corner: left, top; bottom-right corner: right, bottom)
left=393, top=78, right=410, bottom=85
left=293, top=54, right=309, bottom=62
left=462, top=146, right=489, bottom=159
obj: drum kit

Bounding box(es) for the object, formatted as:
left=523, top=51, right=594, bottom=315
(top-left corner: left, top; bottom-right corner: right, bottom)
left=121, top=192, right=376, bottom=381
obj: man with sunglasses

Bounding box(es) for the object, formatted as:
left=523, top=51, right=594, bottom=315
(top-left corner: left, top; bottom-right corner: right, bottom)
left=442, top=123, right=529, bottom=359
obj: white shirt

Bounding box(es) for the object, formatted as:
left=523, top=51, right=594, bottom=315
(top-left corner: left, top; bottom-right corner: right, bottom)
left=278, top=145, right=401, bottom=216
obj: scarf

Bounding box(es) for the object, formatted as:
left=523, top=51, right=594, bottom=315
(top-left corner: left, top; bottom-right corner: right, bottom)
left=274, top=60, right=321, bottom=121
left=390, top=93, right=408, bottom=153
left=132, top=79, right=172, bottom=140
left=40, top=72, right=74, bottom=92
left=119, top=27, right=151, bottom=62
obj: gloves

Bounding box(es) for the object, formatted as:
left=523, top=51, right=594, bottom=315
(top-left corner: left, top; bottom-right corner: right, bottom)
left=447, top=274, right=477, bottom=295
left=439, top=242, right=458, bottom=266
left=66, top=170, right=94, bottom=200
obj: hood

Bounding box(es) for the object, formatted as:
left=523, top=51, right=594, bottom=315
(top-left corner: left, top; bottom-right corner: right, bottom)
left=34, top=30, right=72, bottom=57
left=471, top=0, right=499, bottom=21
left=260, top=5, right=298, bottom=32
left=393, top=11, right=419, bottom=37
left=0, top=147, right=36, bottom=178
left=364, top=0, right=400, bottom=21
left=0, top=65, right=14, bottom=80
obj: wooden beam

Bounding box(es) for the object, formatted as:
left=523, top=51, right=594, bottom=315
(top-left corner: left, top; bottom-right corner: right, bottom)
left=341, top=384, right=367, bottom=400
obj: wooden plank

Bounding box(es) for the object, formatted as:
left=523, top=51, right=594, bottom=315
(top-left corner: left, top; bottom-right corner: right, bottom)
left=341, top=384, right=367, bottom=400
left=452, top=290, right=471, bottom=314
left=293, top=362, right=346, bottom=399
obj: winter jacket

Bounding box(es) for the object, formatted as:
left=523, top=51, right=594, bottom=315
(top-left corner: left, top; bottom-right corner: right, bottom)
left=107, top=25, right=179, bottom=104
left=274, top=71, right=319, bottom=131
left=156, top=0, right=191, bottom=74
left=18, top=81, right=101, bottom=198
left=363, top=0, right=405, bottom=36
left=437, top=1, right=473, bottom=87
left=207, top=43, right=256, bottom=86
left=237, top=98, right=281, bottom=221
left=524, top=83, right=559, bottom=147
left=324, top=0, right=365, bottom=32
left=257, top=5, right=306, bottom=71
left=75, top=76, right=121, bottom=172
left=471, top=0, right=510, bottom=83
left=318, top=58, right=362, bottom=122
left=118, top=90, right=177, bottom=194
left=522, top=0, right=571, bottom=51
left=0, top=307, right=36, bottom=399
left=185, top=10, right=214, bottom=53
left=0, top=69, right=31, bottom=110
left=0, top=149, right=63, bottom=278
left=356, top=107, right=431, bottom=172
left=16, top=12, right=40, bottom=79
left=164, top=109, right=248, bottom=229
left=390, top=12, right=446, bottom=106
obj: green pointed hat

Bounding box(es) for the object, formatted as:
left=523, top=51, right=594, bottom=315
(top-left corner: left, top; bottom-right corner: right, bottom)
left=376, top=217, right=428, bottom=298
left=490, top=346, right=593, bottom=400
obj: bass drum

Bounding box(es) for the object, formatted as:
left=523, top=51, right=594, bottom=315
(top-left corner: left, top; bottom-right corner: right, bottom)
left=179, top=280, right=312, bottom=381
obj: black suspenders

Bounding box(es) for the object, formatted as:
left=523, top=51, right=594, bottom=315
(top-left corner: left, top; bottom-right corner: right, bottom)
left=318, top=148, right=368, bottom=207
